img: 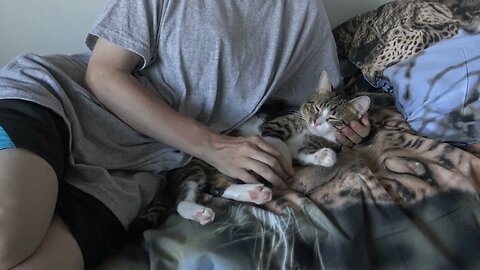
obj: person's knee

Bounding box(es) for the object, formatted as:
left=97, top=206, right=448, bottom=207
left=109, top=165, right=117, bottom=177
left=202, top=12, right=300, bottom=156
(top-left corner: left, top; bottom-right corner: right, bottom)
left=0, top=149, right=59, bottom=270
left=0, top=217, right=43, bottom=270
left=0, top=216, right=84, bottom=270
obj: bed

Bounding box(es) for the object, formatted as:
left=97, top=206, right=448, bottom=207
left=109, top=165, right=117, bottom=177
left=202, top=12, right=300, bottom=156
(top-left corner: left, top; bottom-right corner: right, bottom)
left=95, top=0, right=480, bottom=269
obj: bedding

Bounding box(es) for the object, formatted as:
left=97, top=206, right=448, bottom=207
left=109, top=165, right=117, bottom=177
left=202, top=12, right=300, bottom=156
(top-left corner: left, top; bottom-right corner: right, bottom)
left=96, top=77, right=480, bottom=270
left=95, top=1, right=480, bottom=269
left=333, top=0, right=480, bottom=146
left=332, top=0, right=480, bottom=88
left=384, top=29, right=480, bottom=145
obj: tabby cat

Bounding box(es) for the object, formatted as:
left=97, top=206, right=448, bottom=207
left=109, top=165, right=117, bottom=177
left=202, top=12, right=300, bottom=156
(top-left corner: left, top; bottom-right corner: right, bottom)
left=169, top=71, right=370, bottom=225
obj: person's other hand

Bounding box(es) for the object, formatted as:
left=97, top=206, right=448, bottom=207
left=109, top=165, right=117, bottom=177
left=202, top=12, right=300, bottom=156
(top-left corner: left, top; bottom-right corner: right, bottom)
left=335, top=113, right=370, bottom=147
left=203, top=134, right=294, bottom=190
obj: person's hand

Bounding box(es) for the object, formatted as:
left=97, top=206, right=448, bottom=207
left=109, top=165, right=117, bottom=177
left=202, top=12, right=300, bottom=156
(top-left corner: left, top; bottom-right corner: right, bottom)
left=335, top=113, right=370, bottom=147
left=202, top=134, right=294, bottom=189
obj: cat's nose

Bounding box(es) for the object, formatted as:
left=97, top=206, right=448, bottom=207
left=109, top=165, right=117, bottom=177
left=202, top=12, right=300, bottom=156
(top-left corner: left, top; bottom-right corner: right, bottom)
left=314, top=119, right=323, bottom=126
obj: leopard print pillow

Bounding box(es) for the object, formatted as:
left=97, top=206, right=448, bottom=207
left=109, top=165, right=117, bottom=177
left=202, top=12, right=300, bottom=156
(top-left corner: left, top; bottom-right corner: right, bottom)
left=332, top=0, right=480, bottom=87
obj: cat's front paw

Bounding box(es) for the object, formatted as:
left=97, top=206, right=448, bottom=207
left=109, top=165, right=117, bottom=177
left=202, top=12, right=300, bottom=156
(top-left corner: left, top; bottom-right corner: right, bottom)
left=177, top=201, right=215, bottom=225
left=313, top=148, right=336, bottom=167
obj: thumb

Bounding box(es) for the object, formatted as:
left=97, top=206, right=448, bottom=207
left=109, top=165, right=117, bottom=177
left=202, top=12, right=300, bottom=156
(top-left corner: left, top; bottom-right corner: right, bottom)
left=361, top=113, right=370, bottom=126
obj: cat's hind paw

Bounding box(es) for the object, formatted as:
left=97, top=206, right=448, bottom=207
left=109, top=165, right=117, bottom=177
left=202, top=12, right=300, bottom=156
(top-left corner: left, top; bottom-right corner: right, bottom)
left=177, top=201, right=215, bottom=225
left=247, top=184, right=273, bottom=204
left=194, top=208, right=215, bottom=225
left=222, top=184, right=272, bottom=205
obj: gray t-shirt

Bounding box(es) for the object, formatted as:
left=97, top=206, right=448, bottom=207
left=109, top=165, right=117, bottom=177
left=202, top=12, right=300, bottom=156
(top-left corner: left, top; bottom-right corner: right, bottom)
left=0, top=0, right=340, bottom=228
left=86, top=0, right=341, bottom=132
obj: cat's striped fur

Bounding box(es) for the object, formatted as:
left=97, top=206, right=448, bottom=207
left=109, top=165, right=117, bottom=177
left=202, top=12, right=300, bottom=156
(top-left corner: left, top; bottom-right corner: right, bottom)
left=161, top=71, right=370, bottom=225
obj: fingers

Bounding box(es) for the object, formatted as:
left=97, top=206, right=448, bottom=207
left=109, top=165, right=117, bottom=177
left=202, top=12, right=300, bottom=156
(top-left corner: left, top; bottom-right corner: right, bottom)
left=234, top=170, right=260, bottom=185
left=244, top=137, right=289, bottom=189
left=205, top=134, right=290, bottom=190
left=243, top=158, right=288, bottom=189
left=336, top=113, right=371, bottom=147
left=352, top=113, right=370, bottom=139
left=247, top=136, right=295, bottom=176
left=249, top=149, right=289, bottom=180
left=343, top=125, right=364, bottom=144
left=336, top=132, right=354, bottom=147
left=232, top=160, right=287, bottom=190
left=360, top=113, right=370, bottom=126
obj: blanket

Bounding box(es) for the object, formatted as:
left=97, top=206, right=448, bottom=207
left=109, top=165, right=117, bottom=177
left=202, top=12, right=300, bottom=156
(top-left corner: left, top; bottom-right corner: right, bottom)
left=96, top=79, right=480, bottom=270
left=96, top=1, right=480, bottom=268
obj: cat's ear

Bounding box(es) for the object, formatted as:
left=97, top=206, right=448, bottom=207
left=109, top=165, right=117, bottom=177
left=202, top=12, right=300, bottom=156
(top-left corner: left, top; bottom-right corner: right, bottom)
left=316, top=71, right=332, bottom=93
left=348, top=96, right=370, bottom=116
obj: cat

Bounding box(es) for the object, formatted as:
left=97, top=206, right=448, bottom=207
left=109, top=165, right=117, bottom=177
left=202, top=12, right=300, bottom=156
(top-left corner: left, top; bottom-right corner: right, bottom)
left=168, top=71, right=370, bottom=225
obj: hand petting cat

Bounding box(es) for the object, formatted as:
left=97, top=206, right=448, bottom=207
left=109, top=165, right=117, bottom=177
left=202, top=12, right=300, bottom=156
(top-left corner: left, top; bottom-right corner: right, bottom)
left=336, top=113, right=371, bottom=147
left=202, top=133, right=293, bottom=190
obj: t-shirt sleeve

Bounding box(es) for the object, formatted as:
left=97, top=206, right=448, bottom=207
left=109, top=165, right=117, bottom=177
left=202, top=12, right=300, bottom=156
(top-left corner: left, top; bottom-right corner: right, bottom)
left=86, top=0, right=163, bottom=70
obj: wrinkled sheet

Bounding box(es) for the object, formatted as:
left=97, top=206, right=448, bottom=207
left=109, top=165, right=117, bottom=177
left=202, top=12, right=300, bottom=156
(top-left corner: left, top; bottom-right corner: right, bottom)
left=96, top=93, right=480, bottom=269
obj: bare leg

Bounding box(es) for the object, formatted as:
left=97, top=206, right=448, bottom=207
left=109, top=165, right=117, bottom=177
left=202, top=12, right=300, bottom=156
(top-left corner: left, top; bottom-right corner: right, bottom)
left=11, top=216, right=83, bottom=270
left=0, top=149, right=82, bottom=270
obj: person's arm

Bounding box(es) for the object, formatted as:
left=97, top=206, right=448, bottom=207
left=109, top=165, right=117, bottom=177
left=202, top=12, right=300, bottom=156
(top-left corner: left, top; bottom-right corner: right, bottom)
left=85, top=38, right=292, bottom=188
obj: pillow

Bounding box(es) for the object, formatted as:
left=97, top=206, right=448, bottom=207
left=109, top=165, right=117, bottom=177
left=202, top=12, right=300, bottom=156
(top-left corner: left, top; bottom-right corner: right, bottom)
left=333, top=0, right=480, bottom=88
left=384, top=29, right=480, bottom=145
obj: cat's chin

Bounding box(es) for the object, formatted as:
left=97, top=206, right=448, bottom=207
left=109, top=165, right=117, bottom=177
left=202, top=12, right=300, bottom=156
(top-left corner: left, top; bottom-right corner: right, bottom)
left=309, top=125, right=336, bottom=143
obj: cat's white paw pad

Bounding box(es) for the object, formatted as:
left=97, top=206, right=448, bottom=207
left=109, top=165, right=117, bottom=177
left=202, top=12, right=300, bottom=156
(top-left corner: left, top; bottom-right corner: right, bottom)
left=194, top=208, right=215, bottom=225
left=222, top=184, right=272, bottom=204
left=248, top=184, right=272, bottom=205
left=177, top=201, right=215, bottom=225
left=314, top=148, right=336, bottom=167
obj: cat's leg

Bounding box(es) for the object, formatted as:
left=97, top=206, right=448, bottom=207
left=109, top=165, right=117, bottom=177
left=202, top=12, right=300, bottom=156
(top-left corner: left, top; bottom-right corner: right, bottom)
left=204, top=174, right=273, bottom=205
left=176, top=180, right=215, bottom=225
left=177, top=201, right=215, bottom=225
left=297, top=147, right=336, bottom=167
left=221, top=183, right=272, bottom=204
left=171, top=164, right=216, bottom=225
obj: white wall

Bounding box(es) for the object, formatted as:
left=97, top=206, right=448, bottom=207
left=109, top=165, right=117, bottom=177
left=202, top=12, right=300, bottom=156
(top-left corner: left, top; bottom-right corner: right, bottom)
left=0, top=0, right=108, bottom=66
left=323, top=0, right=392, bottom=28
left=0, top=0, right=391, bottom=67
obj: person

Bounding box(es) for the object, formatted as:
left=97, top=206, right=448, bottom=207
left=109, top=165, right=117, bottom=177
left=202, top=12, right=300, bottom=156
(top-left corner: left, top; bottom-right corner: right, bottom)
left=0, top=0, right=370, bottom=269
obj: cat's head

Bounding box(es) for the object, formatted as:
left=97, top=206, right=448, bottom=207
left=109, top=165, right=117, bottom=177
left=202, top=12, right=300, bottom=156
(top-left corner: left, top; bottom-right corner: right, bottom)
left=300, top=71, right=370, bottom=131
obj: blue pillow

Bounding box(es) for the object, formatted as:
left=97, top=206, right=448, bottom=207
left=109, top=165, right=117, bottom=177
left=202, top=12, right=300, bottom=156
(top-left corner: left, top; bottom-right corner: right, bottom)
left=384, top=29, right=480, bottom=145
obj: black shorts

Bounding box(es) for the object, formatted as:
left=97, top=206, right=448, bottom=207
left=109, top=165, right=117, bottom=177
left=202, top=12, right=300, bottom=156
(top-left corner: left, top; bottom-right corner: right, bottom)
left=0, top=99, right=126, bottom=269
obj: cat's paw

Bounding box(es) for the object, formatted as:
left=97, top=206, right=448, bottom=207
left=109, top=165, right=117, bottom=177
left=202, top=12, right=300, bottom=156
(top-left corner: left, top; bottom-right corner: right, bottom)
left=194, top=208, right=215, bottom=225
left=222, top=184, right=272, bottom=204
left=247, top=184, right=273, bottom=204
left=313, top=148, right=336, bottom=167
left=177, top=201, right=215, bottom=225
